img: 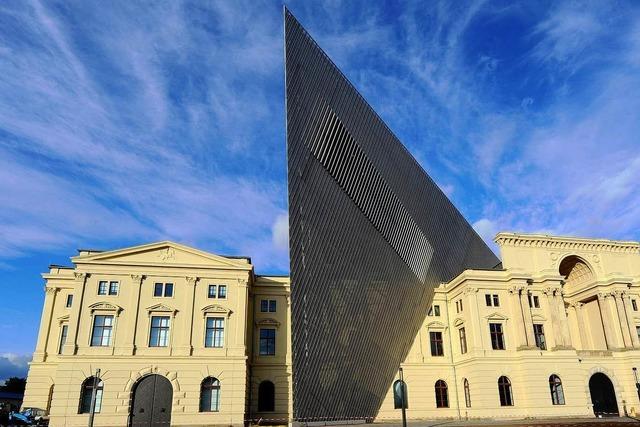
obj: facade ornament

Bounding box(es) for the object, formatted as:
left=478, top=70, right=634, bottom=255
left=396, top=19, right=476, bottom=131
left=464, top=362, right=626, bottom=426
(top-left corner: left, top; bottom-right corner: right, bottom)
left=73, top=272, right=88, bottom=281
left=159, top=247, right=176, bottom=261
left=597, top=292, right=611, bottom=299
left=462, top=286, right=479, bottom=295
left=186, top=276, right=199, bottom=286
left=130, top=274, right=145, bottom=283
left=44, top=286, right=59, bottom=295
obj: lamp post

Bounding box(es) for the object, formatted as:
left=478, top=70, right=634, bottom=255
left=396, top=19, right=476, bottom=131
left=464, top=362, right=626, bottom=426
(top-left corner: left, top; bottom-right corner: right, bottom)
left=88, top=368, right=101, bottom=427
left=399, top=368, right=407, bottom=427
left=633, top=367, right=640, bottom=402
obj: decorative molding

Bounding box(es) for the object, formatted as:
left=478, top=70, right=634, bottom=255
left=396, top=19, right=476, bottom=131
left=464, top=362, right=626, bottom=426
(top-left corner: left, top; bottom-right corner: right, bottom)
left=256, top=318, right=281, bottom=328
left=452, top=318, right=465, bottom=327
left=462, top=286, right=479, bottom=295
left=57, top=314, right=70, bottom=323
left=159, top=247, right=176, bottom=261
left=426, top=320, right=448, bottom=330
left=130, top=274, right=145, bottom=284
left=484, top=312, right=508, bottom=321
left=146, top=303, right=178, bottom=316
left=74, top=272, right=89, bottom=280
left=201, top=304, right=232, bottom=317
left=186, top=276, right=199, bottom=286
left=44, top=286, right=59, bottom=295
left=495, top=233, right=639, bottom=253
left=89, top=302, right=123, bottom=315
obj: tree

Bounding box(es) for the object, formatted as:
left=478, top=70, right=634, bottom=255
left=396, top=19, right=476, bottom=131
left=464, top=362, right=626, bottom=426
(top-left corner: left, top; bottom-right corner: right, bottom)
left=0, top=377, right=26, bottom=393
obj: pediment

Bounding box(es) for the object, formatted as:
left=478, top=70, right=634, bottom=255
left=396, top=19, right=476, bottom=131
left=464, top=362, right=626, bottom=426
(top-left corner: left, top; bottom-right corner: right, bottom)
left=531, top=314, right=547, bottom=322
left=146, top=303, right=177, bottom=314
left=485, top=312, right=508, bottom=321
left=426, top=320, right=447, bottom=330
left=72, top=241, right=251, bottom=270
left=201, top=304, right=233, bottom=317
left=256, top=318, right=281, bottom=328
left=89, top=302, right=123, bottom=313
left=453, top=318, right=465, bottom=327
left=57, top=314, right=70, bottom=323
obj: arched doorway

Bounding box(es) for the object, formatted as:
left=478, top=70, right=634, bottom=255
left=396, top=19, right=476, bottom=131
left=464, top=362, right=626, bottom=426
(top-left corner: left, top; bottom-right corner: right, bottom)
left=258, top=380, right=275, bottom=412
left=130, top=375, right=173, bottom=427
left=589, top=373, right=618, bottom=416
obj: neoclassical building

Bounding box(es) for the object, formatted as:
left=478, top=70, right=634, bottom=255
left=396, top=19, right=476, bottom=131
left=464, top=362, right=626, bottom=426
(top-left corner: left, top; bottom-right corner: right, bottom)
left=22, top=233, right=640, bottom=425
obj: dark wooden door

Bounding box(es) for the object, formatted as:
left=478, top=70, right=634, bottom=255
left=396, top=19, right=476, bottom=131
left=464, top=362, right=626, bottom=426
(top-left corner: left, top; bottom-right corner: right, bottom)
left=131, top=375, right=173, bottom=427
left=589, top=373, right=618, bottom=416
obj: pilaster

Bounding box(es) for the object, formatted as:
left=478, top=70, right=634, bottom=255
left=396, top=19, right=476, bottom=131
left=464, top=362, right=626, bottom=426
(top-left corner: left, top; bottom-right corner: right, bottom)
left=623, top=293, right=640, bottom=348
left=32, top=286, right=59, bottom=362
left=118, top=274, right=144, bottom=355
left=613, top=290, right=633, bottom=348
left=62, top=272, right=89, bottom=355
left=463, top=287, right=483, bottom=351
left=598, top=292, right=622, bottom=350
left=175, top=276, right=198, bottom=356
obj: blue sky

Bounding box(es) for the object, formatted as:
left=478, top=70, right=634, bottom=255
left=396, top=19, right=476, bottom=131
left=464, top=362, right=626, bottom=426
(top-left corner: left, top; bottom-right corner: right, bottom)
left=1, top=0, right=639, bottom=380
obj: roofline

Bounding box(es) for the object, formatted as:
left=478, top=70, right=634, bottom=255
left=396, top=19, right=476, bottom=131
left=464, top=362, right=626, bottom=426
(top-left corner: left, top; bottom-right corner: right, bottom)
left=495, top=231, right=639, bottom=247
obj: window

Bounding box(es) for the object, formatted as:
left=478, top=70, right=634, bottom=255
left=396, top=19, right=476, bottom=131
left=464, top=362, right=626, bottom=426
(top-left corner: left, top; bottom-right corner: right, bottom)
left=459, top=327, right=467, bottom=354
left=108, top=281, right=119, bottom=295
left=457, top=299, right=463, bottom=312
left=58, top=324, right=68, bottom=354
left=149, top=316, right=170, bottom=347
left=90, top=315, right=113, bottom=346
left=490, top=323, right=505, bottom=350
left=463, top=378, right=471, bottom=408
left=633, top=299, right=638, bottom=311
left=435, top=380, right=448, bottom=408
left=498, top=376, right=513, bottom=406
left=485, top=294, right=500, bottom=307
left=218, top=285, right=226, bottom=298
left=66, top=294, right=73, bottom=308
left=428, top=305, right=441, bottom=316
left=261, top=300, right=276, bottom=312
left=637, top=326, right=640, bottom=342
left=208, top=285, right=217, bottom=298
left=200, top=377, right=220, bottom=412
left=528, top=294, right=540, bottom=308
left=259, top=328, right=276, bottom=355
left=79, top=376, right=103, bottom=414
left=205, top=318, right=224, bottom=348
left=533, top=324, right=546, bottom=350
left=98, top=281, right=108, bottom=295
left=430, top=331, right=444, bottom=356
left=258, top=381, right=275, bottom=412
left=154, top=283, right=173, bottom=297
left=549, top=375, right=565, bottom=405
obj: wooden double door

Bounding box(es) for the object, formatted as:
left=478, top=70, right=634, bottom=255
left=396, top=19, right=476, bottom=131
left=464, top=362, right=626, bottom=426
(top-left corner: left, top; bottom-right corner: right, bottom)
left=130, top=375, right=173, bottom=427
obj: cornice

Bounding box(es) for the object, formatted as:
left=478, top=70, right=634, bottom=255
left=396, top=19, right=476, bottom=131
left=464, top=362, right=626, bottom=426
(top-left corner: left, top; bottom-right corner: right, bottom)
left=494, top=232, right=639, bottom=253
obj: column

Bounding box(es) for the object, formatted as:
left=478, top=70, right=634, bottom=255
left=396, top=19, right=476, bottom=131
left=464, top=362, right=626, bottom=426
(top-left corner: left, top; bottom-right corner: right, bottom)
left=567, top=304, right=583, bottom=349
left=575, top=303, right=591, bottom=349
left=63, top=272, right=89, bottom=355
left=32, top=287, right=59, bottom=362
left=464, top=287, right=483, bottom=351
left=613, top=290, right=633, bottom=348
left=598, top=292, right=620, bottom=350
left=519, top=287, right=536, bottom=348
left=542, top=287, right=560, bottom=349
left=175, top=276, right=198, bottom=356
left=508, top=286, right=528, bottom=348
left=623, top=292, right=640, bottom=348
left=118, top=274, right=144, bottom=355
left=554, top=289, right=572, bottom=348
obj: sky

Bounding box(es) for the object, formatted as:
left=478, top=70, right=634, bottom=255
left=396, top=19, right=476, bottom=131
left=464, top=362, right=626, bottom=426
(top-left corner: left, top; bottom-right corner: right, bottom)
left=1, top=0, right=639, bottom=381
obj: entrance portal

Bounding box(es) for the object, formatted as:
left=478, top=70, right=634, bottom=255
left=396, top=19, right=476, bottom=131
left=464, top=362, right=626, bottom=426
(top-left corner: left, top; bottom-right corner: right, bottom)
left=589, top=373, right=618, bottom=416
left=130, top=374, right=173, bottom=427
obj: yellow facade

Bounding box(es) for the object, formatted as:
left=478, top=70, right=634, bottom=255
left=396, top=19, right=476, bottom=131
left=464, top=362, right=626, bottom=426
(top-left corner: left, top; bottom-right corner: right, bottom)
left=22, top=233, right=640, bottom=425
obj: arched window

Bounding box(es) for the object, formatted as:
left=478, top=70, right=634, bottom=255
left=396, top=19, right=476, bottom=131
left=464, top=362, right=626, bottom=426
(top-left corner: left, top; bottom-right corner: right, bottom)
left=200, top=377, right=220, bottom=412
left=463, top=378, right=471, bottom=408
left=258, top=380, right=275, bottom=412
left=79, top=376, right=103, bottom=414
left=549, top=375, right=565, bottom=405
left=498, top=376, right=513, bottom=406
left=435, top=380, right=448, bottom=408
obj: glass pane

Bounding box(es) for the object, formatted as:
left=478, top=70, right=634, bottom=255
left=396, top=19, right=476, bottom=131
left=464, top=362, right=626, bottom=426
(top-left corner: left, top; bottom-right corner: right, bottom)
left=261, top=300, right=268, bottom=312
left=164, top=283, right=173, bottom=297
left=218, top=285, right=226, bottom=298
left=154, top=283, right=163, bottom=297
left=208, top=285, right=216, bottom=298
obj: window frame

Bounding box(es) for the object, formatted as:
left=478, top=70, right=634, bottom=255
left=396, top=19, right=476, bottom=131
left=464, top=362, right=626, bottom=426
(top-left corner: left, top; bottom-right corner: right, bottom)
left=489, top=322, right=505, bottom=350
left=633, top=299, right=638, bottom=311
left=153, top=282, right=174, bottom=298
left=533, top=323, right=546, bottom=350
left=204, top=317, right=225, bottom=348
left=90, top=315, right=114, bottom=347
left=549, top=374, right=565, bottom=405
left=498, top=376, right=513, bottom=407
left=199, top=377, right=221, bottom=412
left=208, top=285, right=217, bottom=299
left=459, top=327, right=467, bottom=354
left=108, top=281, right=119, bottom=296
left=79, top=377, right=103, bottom=414
left=463, top=378, right=471, bottom=408
left=98, top=281, right=108, bottom=296
left=58, top=324, right=68, bottom=354
left=217, top=285, right=227, bottom=299
left=149, top=315, right=171, bottom=347
left=430, top=331, right=444, bottom=356
left=65, top=294, right=73, bottom=308
left=259, top=328, right=276, bottom=356
left=435, top=380, right=449, bottom=408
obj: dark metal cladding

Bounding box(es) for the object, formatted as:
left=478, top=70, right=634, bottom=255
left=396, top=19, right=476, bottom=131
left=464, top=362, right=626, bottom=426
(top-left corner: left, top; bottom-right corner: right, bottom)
left=284, top=9, right=499, bottom=421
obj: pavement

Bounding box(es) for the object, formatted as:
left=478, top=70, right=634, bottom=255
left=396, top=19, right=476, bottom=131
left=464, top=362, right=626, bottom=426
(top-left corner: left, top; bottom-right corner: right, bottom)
left=374, top=417, right=640, bottom=427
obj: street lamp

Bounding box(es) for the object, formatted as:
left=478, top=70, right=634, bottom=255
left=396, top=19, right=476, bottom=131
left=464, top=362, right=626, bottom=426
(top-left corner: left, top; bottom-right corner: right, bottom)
left=399, top=368, right=407, bottom=427
left=633, top=367, right=640, bottom=402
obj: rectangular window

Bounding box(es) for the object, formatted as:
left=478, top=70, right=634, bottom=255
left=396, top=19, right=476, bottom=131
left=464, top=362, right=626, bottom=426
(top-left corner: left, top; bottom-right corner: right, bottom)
left=154, top=283, right=163, bottom=297
left=528, top=294, right=533, bottom=307
left=459, top=327, right=467, bottom=354
left=217, top=285, right=226, bottom=298
left=269, top=300, right=276, bottom=312
left=430, top=331, right=444, bottom=356
left=98, top=281, right=108, bottom=295
left=154, top=283, right=173, bottom=297
left=208, top=285, right=217, bottom=298
left=149, top=316, right=170, bottom=347
left=493, top=294, right=500, bottom=307
left=433, top=305, right=440, bottom=316
left=205, top=318, right=224, bottom=348
left=91, top=315, right=113, bottom=346
left=486, top=294, right=499, bottom=307
left=633, top=300, right=638, bottom=311
left=485, top=294, right=492, bottom=306
left=459, top=300, right=463, bottom=312
left=533, top=324, right=546, bottom=350
left=66, top=294, right=73, bottom=308
left=260, top=300, right=269, bottom=312
left=528, top=294, right=540, bottom=308
left=108, top=281, right=119, bottom=295
left=490, top=323, right=505, bottom=350
left=259, top=328, right=276, bottom=355
left=636, top=326, right=640, bottom=342
left=58, top=324, right=68, bottom=354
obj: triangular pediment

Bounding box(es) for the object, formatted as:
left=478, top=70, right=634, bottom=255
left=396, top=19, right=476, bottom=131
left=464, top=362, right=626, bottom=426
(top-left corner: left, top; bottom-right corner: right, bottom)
left=531, top=313, right=547, bottom=322
left=72, top=241, right=251, bottom=270
left=426, top=320, right=447, bottom=330
left=201, top=304, right=233, bottom=316
left=89, top=302, right=123, bottom=313
left=256, top=318, right=281, bottom=328
left=146, top=303, right=177, bottom=314
left=485, top=312, right=508, bottom=321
